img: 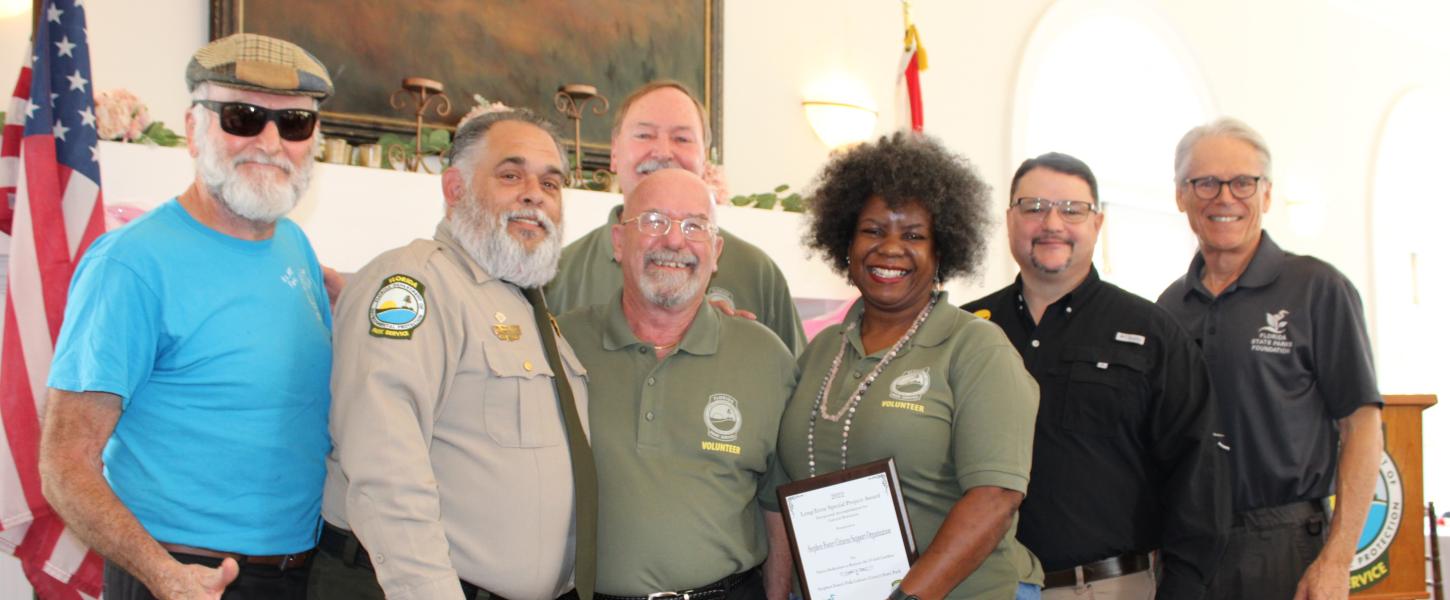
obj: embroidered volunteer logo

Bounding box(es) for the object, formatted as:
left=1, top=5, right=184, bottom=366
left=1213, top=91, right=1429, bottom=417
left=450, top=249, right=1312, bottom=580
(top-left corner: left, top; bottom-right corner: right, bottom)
left=369, top=274, right=426, bottom=339
left=881, top=368, right=929, bottom=413
left=702, top=394, right=743, bottom=454
left=1250, top=308, right=1293, bottom=354
left=705, top=286, right=736, bottom=311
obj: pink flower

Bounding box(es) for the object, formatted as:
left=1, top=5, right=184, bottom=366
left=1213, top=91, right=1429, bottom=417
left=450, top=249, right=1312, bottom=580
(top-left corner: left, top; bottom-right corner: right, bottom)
left=94, top=89, right=151, bottom=142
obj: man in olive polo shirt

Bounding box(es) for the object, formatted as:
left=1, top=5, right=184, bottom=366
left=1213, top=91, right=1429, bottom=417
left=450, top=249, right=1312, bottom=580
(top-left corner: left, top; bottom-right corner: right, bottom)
left=547, top=80, right=804, bottom=354
left=558, top=168, right=794, bottom=600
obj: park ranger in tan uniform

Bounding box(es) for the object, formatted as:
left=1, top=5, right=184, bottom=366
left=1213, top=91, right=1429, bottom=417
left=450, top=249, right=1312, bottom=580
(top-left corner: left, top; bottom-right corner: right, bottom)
left=558, top=169, right=794, bottom=600
left=309, top=110, right=596, bottom=600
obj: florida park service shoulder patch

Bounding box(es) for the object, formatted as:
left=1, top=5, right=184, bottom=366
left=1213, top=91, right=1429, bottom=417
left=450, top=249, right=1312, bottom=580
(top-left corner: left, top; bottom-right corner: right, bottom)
left=369, top=274, right=426, bottom=339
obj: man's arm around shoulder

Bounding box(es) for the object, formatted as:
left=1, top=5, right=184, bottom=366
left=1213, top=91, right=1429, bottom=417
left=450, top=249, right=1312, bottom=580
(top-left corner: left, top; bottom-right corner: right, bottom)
left=40, top=389, right=238, bottom=600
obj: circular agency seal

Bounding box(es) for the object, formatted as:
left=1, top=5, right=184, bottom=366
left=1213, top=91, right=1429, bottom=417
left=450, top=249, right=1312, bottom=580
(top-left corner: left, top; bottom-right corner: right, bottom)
left=1348, top=450, right=1403, bottom=592
left=703, top=394, right=742, bottom=442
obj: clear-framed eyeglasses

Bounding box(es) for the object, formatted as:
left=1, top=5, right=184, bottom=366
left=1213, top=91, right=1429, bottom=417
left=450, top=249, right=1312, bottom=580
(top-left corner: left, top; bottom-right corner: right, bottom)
left=1184, top=175, right=1266, bottom=201
left=621, top=210, right=718, bottom=242
left=1010, top=197, right=1100, bottom=224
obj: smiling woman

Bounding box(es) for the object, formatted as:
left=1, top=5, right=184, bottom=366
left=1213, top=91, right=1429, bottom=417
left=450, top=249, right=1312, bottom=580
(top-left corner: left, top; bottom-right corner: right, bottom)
left=769, top=132, right=1043, bottom=600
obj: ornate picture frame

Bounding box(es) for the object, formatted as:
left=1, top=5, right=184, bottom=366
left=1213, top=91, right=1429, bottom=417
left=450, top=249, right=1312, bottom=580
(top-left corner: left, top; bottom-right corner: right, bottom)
left=209, top=1, right=723, bottom=173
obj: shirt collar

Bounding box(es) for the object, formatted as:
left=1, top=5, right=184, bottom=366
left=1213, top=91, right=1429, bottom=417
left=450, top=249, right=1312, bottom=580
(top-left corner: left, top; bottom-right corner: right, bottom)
left=839, top=291, right=955, bottom=357
left=601, top=293, right=722, bottom=356
left=433, top=221, right=496, bottom=285
left=601, top=204, right=624, bottom=265
left=1183, top=230, right=1285, bottom=299
left=1009, top=265, right=1102, bottom=318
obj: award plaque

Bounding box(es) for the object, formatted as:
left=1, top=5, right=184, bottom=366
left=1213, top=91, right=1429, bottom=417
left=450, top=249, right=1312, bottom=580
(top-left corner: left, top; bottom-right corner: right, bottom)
left=777, top=458, right=917, bottom=600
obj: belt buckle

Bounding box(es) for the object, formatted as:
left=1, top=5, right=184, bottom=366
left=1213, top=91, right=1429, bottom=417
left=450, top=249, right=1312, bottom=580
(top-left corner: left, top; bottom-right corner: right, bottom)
left=277, top=552, right=306, bottom=573
left=648, top=593, right=689, bottom=600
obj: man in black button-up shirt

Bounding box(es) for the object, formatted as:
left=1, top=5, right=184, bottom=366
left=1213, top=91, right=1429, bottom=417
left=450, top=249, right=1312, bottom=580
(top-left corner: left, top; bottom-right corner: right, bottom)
left=964, top=153, right=1229, bottom=599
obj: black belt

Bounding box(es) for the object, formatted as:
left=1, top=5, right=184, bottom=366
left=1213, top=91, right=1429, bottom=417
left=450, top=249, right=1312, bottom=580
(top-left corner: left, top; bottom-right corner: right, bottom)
left=1043, top=552, right=1153, bottom=589
left=320, top=522, right=554, bottom=600
left=1232, top=500, right=1325, bottom=528
left=594, top=565, right=760, bottom=600
left=319, top=522, right=373, bottom=570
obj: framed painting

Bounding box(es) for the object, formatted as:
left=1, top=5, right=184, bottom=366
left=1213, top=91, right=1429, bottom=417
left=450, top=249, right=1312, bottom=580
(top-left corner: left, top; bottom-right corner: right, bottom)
left=210, top=0, right=723, bottom=173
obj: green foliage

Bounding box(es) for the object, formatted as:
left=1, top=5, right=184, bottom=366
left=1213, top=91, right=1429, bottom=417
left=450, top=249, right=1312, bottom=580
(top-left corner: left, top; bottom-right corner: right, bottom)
left=730, top=184, right=804, bottom=213
left=136, top=121, right=184, bottom=147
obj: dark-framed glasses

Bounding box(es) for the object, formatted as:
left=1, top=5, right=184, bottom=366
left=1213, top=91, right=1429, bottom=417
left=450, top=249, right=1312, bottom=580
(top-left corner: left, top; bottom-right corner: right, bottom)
left=192, top=100, right=319, bottom=142
left=1010, top=197, right=1100, bottom=224
left=1185, top=175, right=1265, bottom=201
left=621, top=210, right=717, bottom=242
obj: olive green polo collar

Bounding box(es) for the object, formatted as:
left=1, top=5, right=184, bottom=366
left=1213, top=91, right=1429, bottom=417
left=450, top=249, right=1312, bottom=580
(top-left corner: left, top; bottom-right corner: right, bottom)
left=598, top=205, right=625, bottom=265
left=432, top=221, right=497, bottom=285
left=838, top=291, right=956, bottom=358
left=601, top=293, right=722, bottom=357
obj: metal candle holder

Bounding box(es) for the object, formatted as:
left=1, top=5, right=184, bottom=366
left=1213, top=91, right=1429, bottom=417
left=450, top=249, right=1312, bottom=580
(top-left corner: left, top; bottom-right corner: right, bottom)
left=387, top=77, right=452, bottom=173
left=553, top=83, right=611, bottom=188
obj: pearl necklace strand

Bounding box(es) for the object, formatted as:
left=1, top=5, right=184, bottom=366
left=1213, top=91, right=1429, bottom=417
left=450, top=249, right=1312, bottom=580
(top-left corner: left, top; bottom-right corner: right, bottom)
left=806, top=293, right=938, bottom=477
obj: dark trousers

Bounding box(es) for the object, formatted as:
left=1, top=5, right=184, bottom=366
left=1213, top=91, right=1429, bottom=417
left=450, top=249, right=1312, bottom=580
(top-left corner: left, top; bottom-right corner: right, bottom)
left=306, top=526, right=567, bottom=600
left=104, top=553, right=309, bottom=600
left=1206, top=501, right=1327, bottom=600
left=717, top=567, right=766, bottom=600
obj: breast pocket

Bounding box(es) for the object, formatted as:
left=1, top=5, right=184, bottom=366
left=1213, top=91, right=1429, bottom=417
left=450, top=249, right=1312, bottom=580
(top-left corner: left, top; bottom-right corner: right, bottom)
left=1058, top=345, right=1149, bottom=436
left=480, top=336, right=566, bottom=448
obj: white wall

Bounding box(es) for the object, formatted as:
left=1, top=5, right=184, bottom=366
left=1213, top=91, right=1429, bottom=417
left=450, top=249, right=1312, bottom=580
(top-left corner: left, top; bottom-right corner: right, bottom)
left=2, top=0, right=1448, bottom=590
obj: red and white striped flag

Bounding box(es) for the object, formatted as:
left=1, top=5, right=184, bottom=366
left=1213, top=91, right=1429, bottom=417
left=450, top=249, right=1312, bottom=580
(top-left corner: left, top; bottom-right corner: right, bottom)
left=0, top=0, right=107, bottom=597
left=897, top=9, right=927, bottom=132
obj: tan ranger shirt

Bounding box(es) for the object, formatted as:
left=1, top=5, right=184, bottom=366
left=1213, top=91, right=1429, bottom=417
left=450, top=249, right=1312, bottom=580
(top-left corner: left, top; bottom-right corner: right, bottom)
left=322, top=223, right=590, bottom=600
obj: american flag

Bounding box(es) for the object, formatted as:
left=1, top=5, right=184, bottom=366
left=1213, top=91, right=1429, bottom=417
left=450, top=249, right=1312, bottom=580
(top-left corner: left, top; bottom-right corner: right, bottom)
left=0, top=0, right=107, bottom=597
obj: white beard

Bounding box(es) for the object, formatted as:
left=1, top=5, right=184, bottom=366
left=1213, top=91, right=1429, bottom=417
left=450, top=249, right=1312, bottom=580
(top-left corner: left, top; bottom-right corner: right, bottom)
left=447, top=193, right=561, bottom=289
left=639, top=248, right=705, bottom=308
left=196, top=129, right=313, bottom=224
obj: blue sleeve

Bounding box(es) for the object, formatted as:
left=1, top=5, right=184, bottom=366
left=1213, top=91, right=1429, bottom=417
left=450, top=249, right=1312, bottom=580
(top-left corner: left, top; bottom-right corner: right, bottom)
left=47, top=255, right=163, bottom=403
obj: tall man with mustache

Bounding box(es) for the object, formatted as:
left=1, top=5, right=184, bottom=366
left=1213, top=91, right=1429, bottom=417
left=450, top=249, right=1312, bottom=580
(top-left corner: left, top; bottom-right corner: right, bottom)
left=313, top=109, right=595, bottom=600
left=558, top=169, right=795, bottom=600
left=963, top=153, right=1229, bottom=599
left=41, top=34, right=336, bottom=599
left=546, top=81, right=804, bottom=355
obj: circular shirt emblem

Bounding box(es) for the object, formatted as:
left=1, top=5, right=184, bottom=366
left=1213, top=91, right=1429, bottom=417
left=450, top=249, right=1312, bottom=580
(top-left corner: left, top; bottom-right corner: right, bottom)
left=705, top=286, right=737, bottom=311
left=703, top=394, right=742, bottom=442
left=888, top=368, right=930, bottom=402
left=1348, top=450, right=1403, bottom=591
left=369, top=274, right=427, bottom=336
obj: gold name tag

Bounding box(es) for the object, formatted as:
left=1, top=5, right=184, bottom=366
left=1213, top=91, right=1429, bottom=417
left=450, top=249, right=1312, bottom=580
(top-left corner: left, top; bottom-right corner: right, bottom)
left=492, top=324, right=522, bottom=341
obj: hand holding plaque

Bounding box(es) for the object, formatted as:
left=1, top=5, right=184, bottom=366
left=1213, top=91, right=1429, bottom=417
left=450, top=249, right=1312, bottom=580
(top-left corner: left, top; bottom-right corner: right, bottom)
left=777, top=458, right=917, bottom=600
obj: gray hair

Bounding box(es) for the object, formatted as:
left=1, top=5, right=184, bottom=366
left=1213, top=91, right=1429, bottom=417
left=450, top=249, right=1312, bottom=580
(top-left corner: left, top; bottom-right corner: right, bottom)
left=447, top=109, right=569, bottom=184
left=1173, top=117, right=1273, bottom=183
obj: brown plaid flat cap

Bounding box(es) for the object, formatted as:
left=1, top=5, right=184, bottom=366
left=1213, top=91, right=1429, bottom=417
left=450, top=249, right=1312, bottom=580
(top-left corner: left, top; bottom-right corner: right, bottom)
left=186, top=33, right=333, bottom=99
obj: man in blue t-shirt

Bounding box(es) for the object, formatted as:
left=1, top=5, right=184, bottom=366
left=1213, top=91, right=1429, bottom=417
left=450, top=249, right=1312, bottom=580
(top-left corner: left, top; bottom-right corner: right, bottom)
left=40, top=34, right=336, bottom=600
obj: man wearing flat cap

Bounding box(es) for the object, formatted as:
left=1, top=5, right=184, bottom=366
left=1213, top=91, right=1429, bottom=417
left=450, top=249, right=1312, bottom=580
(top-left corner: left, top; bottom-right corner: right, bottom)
left=40, top=33, right=335, bottom=600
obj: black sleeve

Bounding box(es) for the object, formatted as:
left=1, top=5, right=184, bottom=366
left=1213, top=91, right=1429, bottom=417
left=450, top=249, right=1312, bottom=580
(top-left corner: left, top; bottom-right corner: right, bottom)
left=1310, top=268, right=1382, bottom=419
left=1150, top=325, right=1232, bottom=598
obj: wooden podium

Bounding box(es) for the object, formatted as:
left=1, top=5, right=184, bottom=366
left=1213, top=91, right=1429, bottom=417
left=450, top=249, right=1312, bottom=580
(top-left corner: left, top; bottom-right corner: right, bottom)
left=1351, top=394, right=1437, bottom=599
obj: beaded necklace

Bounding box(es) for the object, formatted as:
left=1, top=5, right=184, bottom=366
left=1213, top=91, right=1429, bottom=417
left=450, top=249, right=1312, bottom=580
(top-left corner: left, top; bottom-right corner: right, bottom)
left=806, top=293, right=938, bottom=477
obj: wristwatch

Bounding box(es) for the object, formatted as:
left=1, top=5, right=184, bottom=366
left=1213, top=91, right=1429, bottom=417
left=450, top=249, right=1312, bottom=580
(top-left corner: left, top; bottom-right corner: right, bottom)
left=888, top=586, right=920, bottom=600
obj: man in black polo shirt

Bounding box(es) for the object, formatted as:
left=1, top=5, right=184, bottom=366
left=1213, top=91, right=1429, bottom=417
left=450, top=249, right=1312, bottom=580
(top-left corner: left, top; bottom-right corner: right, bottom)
left=964, top=153, right=1229, bottom=599
left=1157, top=118, right=1382, bottom=600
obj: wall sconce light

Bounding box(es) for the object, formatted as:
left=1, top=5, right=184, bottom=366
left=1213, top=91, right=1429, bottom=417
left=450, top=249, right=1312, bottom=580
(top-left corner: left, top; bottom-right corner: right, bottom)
left=802, top=100, right=878, bottom=150
left=0, top=0, right=30, bottom=19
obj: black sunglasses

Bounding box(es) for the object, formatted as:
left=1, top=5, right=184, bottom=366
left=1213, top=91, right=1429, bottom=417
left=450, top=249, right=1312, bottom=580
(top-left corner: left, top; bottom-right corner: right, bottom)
left=192, top=100, right=319, bottom=142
